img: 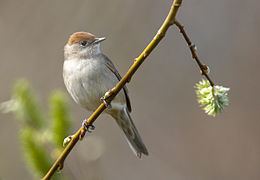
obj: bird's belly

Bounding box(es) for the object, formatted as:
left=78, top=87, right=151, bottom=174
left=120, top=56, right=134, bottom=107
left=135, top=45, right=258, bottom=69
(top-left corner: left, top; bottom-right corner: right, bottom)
left=64, top=60, right=124, bottom=111
left=79, top=74, right=109, bottom=111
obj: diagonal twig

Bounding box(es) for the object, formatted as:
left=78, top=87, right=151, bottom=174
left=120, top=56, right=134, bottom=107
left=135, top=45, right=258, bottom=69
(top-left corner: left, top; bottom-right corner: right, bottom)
left=42, top=0, right=183, bottom=179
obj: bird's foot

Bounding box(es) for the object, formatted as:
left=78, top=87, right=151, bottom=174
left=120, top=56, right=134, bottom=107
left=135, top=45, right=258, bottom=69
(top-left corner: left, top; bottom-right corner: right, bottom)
left=79, top=119, right=95, bottom=140
left=100, top=88, right=114, bottom=109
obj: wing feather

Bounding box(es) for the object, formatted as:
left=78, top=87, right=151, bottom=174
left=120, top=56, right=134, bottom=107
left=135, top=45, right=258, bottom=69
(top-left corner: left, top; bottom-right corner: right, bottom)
left=102, top=55, right=132, bottom=112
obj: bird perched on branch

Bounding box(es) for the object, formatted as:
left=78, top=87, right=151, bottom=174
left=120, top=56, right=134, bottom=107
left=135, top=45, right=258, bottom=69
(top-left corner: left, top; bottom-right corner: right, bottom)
left=63, top=32, right=148, bottom=158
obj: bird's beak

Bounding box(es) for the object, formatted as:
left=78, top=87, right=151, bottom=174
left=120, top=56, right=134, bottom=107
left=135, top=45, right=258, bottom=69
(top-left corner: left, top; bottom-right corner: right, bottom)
left=93, top=37, right=106, bottom=44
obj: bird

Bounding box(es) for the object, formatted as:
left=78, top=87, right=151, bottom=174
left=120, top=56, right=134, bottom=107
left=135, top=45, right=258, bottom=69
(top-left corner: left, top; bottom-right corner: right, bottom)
left=63, top=32, right=148, bottom=158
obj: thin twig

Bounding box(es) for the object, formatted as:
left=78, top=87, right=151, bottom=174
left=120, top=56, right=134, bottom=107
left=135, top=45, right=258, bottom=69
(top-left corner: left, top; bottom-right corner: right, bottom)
left=174, top=20, right=215, bottom=87
left=42, top=0, right=183, bottom=179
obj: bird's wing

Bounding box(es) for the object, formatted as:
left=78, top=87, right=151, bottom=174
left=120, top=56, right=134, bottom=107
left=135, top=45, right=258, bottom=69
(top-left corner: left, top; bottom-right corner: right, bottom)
left=103, top=55, right=132, bottom=112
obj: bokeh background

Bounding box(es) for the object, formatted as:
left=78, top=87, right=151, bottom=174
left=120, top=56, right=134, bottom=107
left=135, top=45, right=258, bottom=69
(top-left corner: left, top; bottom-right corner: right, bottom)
left=0, top=0, right=260, bottom=179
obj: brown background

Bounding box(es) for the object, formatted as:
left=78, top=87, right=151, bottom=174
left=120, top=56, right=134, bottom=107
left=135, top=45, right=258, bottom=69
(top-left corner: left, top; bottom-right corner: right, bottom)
left=0, top=0, right=259, bottom=179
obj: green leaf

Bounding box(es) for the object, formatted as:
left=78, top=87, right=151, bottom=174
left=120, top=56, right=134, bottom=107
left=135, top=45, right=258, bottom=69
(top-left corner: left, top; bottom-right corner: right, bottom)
left=12, top=79, right=44, bottom=129
left=20, top=128, right=51, bottom=178
left=49, top=91, right=71, bottom=148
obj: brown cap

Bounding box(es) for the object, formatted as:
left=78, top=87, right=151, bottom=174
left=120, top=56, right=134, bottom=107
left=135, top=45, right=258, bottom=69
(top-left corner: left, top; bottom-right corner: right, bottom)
left=67, top=32, right=95, bottom=45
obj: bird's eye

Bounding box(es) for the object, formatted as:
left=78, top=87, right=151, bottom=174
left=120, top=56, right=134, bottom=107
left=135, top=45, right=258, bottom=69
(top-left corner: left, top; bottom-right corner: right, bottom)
left=80, top=41, right=88, bottom=47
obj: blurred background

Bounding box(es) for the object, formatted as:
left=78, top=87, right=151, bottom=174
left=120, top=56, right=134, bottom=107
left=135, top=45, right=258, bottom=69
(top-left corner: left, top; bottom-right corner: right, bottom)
left=0, top=0, right=260, bottom=179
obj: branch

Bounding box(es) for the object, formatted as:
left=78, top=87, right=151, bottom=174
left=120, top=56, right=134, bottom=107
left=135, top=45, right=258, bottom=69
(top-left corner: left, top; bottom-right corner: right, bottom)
left=174, top=20, right=215, bottom=87
left=42, top=0, right=182, bottom=179
left=174, top=20, right=230, bottom=117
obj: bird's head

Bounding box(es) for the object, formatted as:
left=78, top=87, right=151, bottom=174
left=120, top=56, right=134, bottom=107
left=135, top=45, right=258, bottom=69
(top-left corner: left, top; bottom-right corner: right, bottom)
left=64, top=32, right=106, bottom=60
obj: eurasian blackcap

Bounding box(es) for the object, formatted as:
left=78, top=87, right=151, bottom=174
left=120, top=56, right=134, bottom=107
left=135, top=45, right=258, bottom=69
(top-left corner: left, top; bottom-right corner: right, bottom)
left=63, top=32, right=148, bottom=157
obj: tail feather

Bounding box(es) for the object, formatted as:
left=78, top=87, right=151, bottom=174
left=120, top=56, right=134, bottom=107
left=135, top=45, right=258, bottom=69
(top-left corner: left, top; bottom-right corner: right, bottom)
left=113, top=107, right=148, bottom=158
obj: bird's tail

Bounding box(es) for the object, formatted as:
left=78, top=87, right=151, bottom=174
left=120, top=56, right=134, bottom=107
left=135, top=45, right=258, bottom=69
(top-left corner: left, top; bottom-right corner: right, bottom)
left=112, top=107, right=148, bottom=158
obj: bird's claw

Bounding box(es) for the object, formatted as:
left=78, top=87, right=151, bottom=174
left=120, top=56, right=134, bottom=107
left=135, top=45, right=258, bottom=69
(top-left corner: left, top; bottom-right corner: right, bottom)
left=101, top=96, right=111, bottom=109
left=81, top=120, right=95, bottom=133
left=100, top=89, right=113, bottom=109
left=80, top=119, right=95, bottom=140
